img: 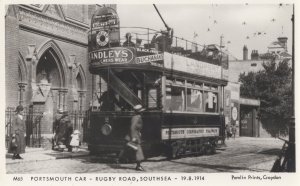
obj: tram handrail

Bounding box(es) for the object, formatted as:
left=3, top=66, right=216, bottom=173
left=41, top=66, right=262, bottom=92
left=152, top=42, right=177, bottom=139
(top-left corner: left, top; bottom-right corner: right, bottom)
left=89, top=25, right=219, bottom=51
left=119, top=26, right=207, bottom=49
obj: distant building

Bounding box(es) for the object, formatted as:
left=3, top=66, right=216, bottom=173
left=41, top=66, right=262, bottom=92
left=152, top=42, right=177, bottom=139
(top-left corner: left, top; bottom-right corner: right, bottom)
left=243, top=45, right=248, bottom=60
left=225, top=36, right=292, bottom=138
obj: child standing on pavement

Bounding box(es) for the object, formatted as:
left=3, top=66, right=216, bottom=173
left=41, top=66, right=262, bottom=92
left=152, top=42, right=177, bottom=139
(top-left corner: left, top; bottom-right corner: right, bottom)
left=70, top=130, right=80, bottom=152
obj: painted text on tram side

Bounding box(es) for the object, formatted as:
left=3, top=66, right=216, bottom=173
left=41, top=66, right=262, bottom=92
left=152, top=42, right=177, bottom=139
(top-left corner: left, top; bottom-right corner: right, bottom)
left=161, top=127, right=219, bottom=139
left=89, top=47, right=135, bottom=64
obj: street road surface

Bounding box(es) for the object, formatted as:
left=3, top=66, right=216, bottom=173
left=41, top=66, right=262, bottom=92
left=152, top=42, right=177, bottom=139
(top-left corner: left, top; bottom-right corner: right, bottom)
left=6, top=137, right=283, bottom=173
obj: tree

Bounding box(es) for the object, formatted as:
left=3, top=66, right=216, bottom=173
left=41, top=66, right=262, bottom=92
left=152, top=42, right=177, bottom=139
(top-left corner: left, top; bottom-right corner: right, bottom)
left=239, top=59, right=293, bottom=137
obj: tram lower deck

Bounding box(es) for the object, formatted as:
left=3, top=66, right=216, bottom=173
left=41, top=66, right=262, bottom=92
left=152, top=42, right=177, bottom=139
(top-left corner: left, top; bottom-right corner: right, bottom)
left=88, top=111, right=225, bottom=158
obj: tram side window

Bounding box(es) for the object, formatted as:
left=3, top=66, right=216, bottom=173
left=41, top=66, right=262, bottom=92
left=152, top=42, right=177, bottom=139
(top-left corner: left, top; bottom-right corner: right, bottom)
left=166, top=86, right=185, bottom=111
left=187, top=88, right=203, bottom=112
left=204, top=91, right=218, bottom=113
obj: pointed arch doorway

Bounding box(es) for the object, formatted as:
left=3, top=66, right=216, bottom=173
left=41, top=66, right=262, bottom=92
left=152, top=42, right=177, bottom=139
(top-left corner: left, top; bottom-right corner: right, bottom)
left=32, top=44, right=68, bottom=145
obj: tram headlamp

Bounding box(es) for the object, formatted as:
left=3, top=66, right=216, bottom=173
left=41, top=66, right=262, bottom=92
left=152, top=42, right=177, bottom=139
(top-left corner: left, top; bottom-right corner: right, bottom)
left=101, top=124, right=112, bottom=136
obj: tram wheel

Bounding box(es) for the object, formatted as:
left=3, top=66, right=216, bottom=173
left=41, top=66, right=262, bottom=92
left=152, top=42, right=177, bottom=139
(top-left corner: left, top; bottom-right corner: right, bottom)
left=206, top=144, right=216, bottom=155
left=200, top=145, right=207, bottom=155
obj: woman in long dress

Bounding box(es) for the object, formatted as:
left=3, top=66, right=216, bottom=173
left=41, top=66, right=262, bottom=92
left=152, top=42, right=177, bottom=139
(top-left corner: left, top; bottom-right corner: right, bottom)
left=8, top=105, right=26, bottom=160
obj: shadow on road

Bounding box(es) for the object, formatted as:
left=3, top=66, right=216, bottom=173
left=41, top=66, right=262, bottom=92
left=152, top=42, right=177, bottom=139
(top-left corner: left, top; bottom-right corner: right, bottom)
left=256, top=148, right=281, bottom=156
left=168, top=160, right=270, bottom=172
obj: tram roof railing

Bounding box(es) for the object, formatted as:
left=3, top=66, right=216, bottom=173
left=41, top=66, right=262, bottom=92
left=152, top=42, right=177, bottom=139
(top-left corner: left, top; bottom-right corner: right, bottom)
left=89, top=26, right=229, bottom=66
left=119, top=27, right=229, bottom=64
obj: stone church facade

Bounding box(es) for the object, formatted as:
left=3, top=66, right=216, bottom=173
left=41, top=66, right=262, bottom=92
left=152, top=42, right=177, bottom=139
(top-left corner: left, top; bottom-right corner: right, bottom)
left=5, top=4, right=114, bottom=146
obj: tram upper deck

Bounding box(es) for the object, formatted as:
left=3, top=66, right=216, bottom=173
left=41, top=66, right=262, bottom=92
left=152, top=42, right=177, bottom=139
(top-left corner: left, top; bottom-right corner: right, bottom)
left=88, top=7, right=229, bottom=112
left=89, top=26, right=229, bottom=80
left=88, top=6, right=228, bottom=76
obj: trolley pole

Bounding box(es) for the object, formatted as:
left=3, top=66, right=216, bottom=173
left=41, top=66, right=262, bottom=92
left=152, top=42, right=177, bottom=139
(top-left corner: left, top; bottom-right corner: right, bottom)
left=288, top=3, right=295, bottom=172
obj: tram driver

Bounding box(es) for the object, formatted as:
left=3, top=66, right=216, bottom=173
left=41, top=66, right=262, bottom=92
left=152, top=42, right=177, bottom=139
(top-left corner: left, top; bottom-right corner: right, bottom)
left=98, top=90, right=121, bottom=111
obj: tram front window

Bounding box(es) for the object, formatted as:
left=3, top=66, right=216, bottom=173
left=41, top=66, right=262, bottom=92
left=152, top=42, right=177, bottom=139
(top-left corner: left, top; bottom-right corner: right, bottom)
left=98, top=70, right=162, bottom=111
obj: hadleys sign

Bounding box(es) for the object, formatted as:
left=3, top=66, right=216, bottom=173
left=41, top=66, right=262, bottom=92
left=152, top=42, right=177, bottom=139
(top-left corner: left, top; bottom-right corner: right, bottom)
left=161, top=127, right=219, bottom=140
left=89, top=47, right=135, bottom=64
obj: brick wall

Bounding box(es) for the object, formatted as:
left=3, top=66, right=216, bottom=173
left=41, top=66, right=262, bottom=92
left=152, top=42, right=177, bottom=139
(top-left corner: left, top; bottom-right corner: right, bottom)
left=5, top=5, right=104, bottom=148
left=5, top=15, right=20, bottom=108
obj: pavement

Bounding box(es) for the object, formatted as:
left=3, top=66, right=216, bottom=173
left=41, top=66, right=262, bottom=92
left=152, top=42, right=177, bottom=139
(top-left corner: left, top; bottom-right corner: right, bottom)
left=6, top=146, right=90, bottom=165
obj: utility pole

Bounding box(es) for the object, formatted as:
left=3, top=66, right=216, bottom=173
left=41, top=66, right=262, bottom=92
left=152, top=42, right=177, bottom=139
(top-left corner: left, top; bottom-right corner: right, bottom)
left=288, top=3, right=295, bottom=172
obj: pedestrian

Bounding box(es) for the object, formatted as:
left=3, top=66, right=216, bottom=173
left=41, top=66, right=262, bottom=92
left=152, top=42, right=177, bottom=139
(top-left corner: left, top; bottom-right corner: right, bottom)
left=118, top=104, right=145, bottom=171
left=55, top=111, right=72, bottom=152
left=8, top=105, right=26, bottom=160
left=225, top=124, right=231, bottom=140
left=232, top=124, right=237, bottom=139
left=53, top=108, right=64, bottom=150
left=64, top=117, right=74, bottom=152
left=70, top=129, right=81, bottom=152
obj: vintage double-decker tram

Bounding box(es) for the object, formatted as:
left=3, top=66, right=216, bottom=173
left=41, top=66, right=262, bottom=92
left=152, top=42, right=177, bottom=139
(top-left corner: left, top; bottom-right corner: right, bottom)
left=88, top=6, right=229, bottom=159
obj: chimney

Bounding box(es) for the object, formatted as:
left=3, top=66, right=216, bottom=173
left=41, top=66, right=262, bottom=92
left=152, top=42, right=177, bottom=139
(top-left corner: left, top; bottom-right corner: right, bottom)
left=251, top=50, right=259, bottom=60
left=277, top=36, right=288, bottom=52
left=243, top=45, right=248, bottom=60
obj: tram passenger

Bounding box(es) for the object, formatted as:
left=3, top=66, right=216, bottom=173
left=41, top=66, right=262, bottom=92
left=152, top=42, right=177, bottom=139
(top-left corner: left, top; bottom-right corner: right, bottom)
left=117, top=104, right=146, bottom=171
left=151, top=28, right=173, bottom=52
left=123, top=33, right=136, bottom=47
left=136, top=38, right=142, bottom=47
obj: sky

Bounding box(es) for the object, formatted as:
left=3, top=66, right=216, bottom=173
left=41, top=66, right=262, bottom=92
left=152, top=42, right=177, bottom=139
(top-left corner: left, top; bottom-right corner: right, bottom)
left=117, top=4, right=293, bottom=60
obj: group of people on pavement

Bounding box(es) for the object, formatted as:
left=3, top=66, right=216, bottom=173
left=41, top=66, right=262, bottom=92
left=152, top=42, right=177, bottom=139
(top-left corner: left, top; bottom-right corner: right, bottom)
left=220, top=109, right=237, bottom=146
left=226, top=124, right=237, bottom=140
left=7, top=105, right=82, bottom=161
left=53, top=108, right=81, bottom=152
left=7, top=103, right=146, bottom=172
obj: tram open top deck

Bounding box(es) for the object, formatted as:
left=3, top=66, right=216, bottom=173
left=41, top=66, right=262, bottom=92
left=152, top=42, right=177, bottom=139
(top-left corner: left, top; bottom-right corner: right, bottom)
left=88, top=7, right=229, bottom=82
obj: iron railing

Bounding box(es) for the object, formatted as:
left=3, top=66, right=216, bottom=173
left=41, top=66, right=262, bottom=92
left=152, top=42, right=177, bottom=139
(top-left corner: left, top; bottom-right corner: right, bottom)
left=5, top=107, right=43, bottom=148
